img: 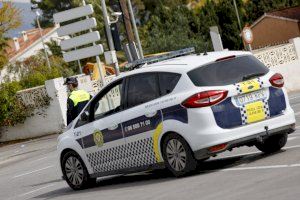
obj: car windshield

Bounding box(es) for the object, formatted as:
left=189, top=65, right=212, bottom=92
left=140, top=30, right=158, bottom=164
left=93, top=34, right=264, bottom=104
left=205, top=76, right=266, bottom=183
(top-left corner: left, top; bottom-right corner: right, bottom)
left=187, top=55, right=269, bottom=87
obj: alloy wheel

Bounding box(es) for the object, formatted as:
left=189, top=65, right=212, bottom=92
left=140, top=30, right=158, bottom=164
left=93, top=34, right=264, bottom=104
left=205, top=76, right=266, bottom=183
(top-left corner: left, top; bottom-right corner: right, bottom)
left=166, top=139, right=187, bottom=171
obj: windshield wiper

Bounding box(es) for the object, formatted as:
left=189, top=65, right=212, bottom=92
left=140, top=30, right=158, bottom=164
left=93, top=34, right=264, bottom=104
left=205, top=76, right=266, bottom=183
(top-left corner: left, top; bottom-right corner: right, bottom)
left=242, top=72, right=265, bottom=81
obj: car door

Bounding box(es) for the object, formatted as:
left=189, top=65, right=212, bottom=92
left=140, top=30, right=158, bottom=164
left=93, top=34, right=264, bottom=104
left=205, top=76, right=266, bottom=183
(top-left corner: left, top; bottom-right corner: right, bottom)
left=121, top=73, right=164, bottom=169
left=74, top=79, right=126, bottom=176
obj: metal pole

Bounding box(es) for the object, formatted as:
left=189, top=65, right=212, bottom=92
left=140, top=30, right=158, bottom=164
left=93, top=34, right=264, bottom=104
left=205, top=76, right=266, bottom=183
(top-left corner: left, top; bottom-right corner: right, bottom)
left=37, top=16, right=51, bottom=69
left=127, top=0, right=144, bottom=59
left=100, top=0, right=120, bottom=76
left=77, top=58, right=82, bottom=74
left=233, top=0, right=242, bottom=31
left=82, top=0, right=106, bottom=85
left=71, top=34, right=83, bottom=74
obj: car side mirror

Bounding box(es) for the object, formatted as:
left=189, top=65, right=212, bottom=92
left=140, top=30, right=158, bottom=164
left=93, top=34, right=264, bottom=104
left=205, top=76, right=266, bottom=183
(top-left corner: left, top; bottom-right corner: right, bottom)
left=81, top=111, right=89, bottom=122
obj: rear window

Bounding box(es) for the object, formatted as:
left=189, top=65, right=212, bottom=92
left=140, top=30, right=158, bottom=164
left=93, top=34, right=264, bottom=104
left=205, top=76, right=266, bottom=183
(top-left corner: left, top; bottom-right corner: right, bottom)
left=187, top=55, right=269, bottom=87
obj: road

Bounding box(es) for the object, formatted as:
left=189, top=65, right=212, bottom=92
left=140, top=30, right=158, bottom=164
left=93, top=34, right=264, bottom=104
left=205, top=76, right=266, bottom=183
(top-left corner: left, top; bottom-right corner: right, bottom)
left=1, top=92, right=300, bottom=200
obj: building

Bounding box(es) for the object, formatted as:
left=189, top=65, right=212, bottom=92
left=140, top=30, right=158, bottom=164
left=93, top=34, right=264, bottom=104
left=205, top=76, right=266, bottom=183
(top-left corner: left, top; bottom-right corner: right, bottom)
left=250, top=6, right=300, bottom=49
left=0, top=26, right=61, bottom=83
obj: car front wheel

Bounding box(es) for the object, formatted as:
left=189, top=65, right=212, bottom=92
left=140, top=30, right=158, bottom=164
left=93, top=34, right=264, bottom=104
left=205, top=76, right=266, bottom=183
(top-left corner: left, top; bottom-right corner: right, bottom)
left=62, top=151, right=96, bottom=190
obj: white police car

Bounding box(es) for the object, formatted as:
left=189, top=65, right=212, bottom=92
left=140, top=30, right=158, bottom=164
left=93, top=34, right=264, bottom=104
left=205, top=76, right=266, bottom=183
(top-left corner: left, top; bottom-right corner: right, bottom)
left=58, top=50, right=296, bottom=190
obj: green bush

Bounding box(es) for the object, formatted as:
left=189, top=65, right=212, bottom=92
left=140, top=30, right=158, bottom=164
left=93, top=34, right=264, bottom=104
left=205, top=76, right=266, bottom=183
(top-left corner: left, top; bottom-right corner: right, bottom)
left=0, top=55, right=76, bottom=127
left=0, top=81, right=29, bottom=126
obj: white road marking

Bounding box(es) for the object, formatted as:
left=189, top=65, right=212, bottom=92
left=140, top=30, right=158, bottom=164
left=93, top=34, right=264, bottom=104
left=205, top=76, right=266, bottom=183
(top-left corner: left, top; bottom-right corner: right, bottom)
left=283, top=144, right=300, bottom=150
left=18, top=184, right=55, bottom=197
left=222, top=164, right=289, bottom=171
left=13, top=165, right=54, bottom=179
left=201, top=164, right=300, bottom=173
left=290, top=164, right=300, bottom=167
left=288, top=137, right=297, bottom=141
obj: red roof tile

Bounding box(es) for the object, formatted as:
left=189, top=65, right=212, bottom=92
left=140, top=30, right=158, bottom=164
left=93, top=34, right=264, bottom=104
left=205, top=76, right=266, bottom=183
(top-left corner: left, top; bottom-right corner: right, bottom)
left=6, top=27, right=55, bottom=60
left=268, top=6, right=300, bottom=21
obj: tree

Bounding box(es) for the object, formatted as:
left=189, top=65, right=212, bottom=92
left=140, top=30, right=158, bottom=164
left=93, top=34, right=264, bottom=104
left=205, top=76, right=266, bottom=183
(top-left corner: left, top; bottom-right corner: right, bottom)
left=0, top=1, right=22, bottom=69
left=244, top=0, right=300, bottom=24
left=31, top=0, right=81, bottom=27
left=141, top=4, right=206, bottom=54
left=45, top=39, right=63, bottom=57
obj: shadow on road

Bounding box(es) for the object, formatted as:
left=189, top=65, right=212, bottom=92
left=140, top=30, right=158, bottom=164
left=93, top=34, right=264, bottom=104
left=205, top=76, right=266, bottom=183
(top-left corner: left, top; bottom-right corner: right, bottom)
left=33, top=150, right=285, bottom=200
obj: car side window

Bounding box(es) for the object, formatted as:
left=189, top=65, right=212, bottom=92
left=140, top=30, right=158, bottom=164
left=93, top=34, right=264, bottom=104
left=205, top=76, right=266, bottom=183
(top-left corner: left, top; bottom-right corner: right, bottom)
left=158, top=72, right=181, bottom=96
left=93, top=80, right=124, bottom=120
left=127, top=73, right=159, bottom=108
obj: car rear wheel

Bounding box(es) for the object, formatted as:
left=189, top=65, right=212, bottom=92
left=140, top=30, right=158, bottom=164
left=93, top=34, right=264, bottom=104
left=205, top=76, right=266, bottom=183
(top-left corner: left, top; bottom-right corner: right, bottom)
left=62, top=151, right=96, bottom=190
left=255, top=133, right=288, bottom=154
left=162, top=134, right=197, bottom=177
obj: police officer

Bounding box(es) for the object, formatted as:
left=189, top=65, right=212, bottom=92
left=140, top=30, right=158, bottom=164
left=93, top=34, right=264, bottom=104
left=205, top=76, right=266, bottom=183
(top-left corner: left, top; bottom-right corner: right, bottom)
left=64, top=77, right=92, bottom=125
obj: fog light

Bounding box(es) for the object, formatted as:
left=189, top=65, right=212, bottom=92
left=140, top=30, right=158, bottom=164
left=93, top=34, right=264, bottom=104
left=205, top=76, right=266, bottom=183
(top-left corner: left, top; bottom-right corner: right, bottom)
left=208, top=143, right=228, bottom=153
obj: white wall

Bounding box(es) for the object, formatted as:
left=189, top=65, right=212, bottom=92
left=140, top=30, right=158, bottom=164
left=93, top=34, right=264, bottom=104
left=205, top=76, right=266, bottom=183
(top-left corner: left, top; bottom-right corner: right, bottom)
left=271, top=60, right=300, bottom=92
left=0, top=78, right=67, bottom=142
left=253, top=37, right=300, bottom=92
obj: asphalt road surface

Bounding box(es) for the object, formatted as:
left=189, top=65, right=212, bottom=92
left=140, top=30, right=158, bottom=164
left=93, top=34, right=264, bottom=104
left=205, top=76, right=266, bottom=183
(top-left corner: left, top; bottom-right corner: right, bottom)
left=1, top=92, right=300, bottom=200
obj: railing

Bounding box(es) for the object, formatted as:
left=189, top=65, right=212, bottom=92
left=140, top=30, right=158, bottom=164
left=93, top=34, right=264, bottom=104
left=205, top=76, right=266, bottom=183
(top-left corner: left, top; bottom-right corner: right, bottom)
left=253, top=43, right=298, bottom=67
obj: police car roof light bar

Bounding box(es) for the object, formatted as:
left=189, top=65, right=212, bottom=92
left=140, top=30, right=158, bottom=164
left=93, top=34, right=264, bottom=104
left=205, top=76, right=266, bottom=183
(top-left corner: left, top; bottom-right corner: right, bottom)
left=126, top=47, right=195, bottom=70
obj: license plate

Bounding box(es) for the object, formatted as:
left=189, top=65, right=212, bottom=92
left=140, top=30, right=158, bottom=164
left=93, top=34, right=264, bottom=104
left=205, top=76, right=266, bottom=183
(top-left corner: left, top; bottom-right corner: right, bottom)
left=235, top=89, right=268, bottom=106
left=245, top=101, right=266, bottom=123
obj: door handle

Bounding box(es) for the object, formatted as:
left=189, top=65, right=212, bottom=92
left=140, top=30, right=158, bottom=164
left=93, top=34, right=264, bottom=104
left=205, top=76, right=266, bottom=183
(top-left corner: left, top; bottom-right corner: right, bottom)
left=108, top=123, right=118, bottom=131
left=145, top=110, right=157, bottom=118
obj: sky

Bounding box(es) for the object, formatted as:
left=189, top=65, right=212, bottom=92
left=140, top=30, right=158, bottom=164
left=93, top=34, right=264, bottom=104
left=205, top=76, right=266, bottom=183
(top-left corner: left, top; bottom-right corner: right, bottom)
left=5, top=0, right=37, bottom=38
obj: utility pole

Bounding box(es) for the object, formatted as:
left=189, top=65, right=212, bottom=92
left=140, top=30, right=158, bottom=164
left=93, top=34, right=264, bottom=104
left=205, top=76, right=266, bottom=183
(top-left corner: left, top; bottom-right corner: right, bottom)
left=100, top=0, right=120, bottom=76
left=127, top=0, right=144, bottom=59
left=36, top=11, right=51, bottom=69
left=233, top=0, right=242, bottom=31
left=119, top=0, right=139, bottom=61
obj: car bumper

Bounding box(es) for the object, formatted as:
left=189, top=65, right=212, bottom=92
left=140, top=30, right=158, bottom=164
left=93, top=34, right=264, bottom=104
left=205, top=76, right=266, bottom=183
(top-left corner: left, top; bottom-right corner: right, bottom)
left=194, top=123, right=295, bottom=160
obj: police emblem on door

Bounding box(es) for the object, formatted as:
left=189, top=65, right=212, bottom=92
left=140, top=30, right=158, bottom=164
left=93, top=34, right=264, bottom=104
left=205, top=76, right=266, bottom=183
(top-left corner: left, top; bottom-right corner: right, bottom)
left=93, top=129, right=104, bottom=147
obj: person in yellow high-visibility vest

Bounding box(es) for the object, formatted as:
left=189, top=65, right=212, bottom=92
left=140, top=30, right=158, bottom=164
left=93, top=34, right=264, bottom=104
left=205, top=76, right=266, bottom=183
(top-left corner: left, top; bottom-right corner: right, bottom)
left=64, top=77, right=92, bottom=125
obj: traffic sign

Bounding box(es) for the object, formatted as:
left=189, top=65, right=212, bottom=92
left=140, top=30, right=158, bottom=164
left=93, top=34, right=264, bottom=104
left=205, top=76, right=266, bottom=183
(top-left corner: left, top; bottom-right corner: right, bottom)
left=57, top=18, right=97, bottom=37
left=63, top=45, right=104, bottom=62
left=242, top=27, right=254, bottom=44
left=53, top=3, right=106, bottom=83
left=53, top=4, right=94, bottom=23
left=53, top=4, right=104, bottom=63
left=60, top=31, right=100, bottom=50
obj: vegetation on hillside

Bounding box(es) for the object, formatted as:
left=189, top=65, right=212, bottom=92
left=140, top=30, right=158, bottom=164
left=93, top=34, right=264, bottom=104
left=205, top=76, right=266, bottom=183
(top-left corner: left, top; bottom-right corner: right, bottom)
left=33, top=0, right=300, bottom=53
left=0, top=1, right=22, bottom=69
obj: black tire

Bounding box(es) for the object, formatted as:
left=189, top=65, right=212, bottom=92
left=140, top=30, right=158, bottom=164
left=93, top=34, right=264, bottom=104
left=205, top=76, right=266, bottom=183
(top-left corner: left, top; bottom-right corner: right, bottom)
left=162, top=134, right=197, bottom=177
left=255, top=133, right=288, bottom=154
left=61, top=151, right=96, bottom=190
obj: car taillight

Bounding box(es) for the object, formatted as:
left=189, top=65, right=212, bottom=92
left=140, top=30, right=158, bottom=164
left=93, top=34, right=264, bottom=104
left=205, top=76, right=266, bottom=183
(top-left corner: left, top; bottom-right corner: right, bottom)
left=269, top=73, right=284, bottom=88
left=182, top=90, right=228, bottom=108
